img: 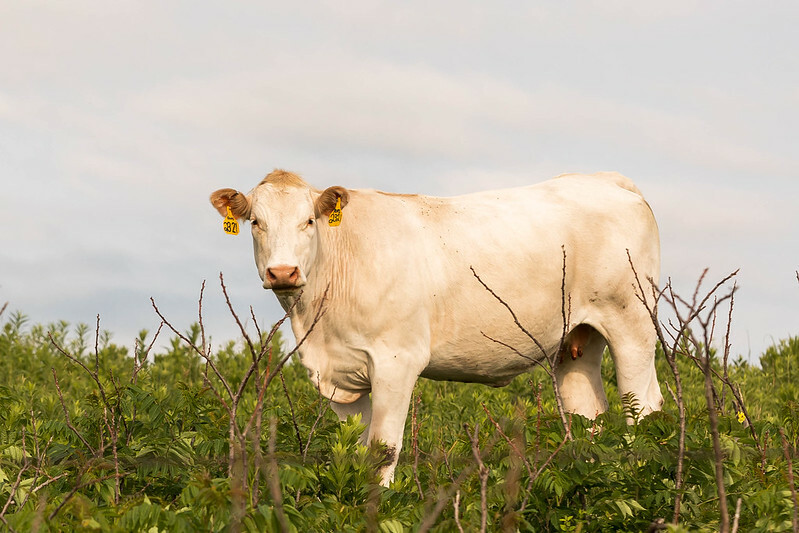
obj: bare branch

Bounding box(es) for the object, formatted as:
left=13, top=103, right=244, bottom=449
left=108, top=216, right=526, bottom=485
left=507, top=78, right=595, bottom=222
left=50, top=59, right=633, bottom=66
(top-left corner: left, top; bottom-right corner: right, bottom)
left=235, top=289, right=302, bottom=406
left=628, top=255, right=685, bottom=522
left=93, top=315, right=100, bottom=376
left=133, top=321, right=164, bottom=384
left=472, top=263, right=572, bottom=440
left=470, top=266, right=547, bottom=357
left=250, top=306, right=263, bottom=343
left=151, top=296, right=235, bottom=402
left=31, top=472, right=70, bottom=494
left=51, top=369, right=95, bottom=453
left=631, top=258, right=740, bottom=530
left=453, top=490, right=465, bottom=533
left=701, top=343, right=730, bottom=532
left=412, top=395, right=424, bottom=498
left=303, top=380, right=335, bottom=463
left=261, top=287, right=329, bottom=391
left=198, top=280, right=208, bottom=358
left=267, top=416, right=289, bottom=533
left=242, top=290, right=327, bottom=440
left=780, top=428, right=799, bottom=533
left=559, top=245, right=571, bottom=352
left=48, top=468, right=123, bottom=521
left=480, top=332, right=544, bottom=369
left=280, top=370, right=304, bottom=456
left=519, top=416, right=570, bottom=513
left=481, top=403, right=534, bottom=482
left=417, top=430, right=501, bottom=533
left=48, top=332, right=111, bottom=411
left=0, top=428, right=29, bottom=519
left=721, top=286, right=736, bottom=413
left=466, top=423, right=489, bottom=533
left=731, top=497, right=743, bottom=533
left=219, top=272, right=258, bottom=365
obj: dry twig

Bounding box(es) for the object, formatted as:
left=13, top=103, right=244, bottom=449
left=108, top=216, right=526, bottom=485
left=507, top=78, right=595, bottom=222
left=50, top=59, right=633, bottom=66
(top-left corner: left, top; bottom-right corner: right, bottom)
left=51, top=369, right=95, bottom=453
left=466, top=423, right=489, bottom=533
left=731, top=497, right=742, bottom=533
left=471, top=247, right=573, bottom=440
left=417, top=431, right=501, bottom=533
left=780, top=428, right=799, bottom=533
left=0, top=428, right=29, bottom=520
left=152, top=276, right=328, bottom=511
left=628, top=252, right=744, bottom=530
left=412, top=394, right=424, bottom=499
left=481, top=403, right=534, bottom=483
left=267, top=416, right=289, bottom=533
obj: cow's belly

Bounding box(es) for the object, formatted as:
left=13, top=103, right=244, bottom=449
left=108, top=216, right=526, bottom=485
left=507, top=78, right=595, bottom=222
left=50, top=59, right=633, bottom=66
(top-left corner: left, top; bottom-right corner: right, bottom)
left=420, top=356, right=533, bottom=386
left=422, top=326, right=559, bottom=386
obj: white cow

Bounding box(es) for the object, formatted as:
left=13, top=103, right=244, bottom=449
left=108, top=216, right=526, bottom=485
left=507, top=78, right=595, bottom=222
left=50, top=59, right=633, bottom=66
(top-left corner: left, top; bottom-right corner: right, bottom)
left=210, top=170, right=663, bottom=485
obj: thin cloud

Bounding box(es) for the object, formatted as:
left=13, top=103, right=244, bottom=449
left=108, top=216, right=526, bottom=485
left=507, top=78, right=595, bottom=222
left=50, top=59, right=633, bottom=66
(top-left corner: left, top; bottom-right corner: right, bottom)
left=1, top=1, right=797, bottom=361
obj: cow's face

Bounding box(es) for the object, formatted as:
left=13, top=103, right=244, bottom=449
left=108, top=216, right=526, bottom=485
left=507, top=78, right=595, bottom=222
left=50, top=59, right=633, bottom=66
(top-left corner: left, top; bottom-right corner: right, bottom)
left=249, top=184, right=318, bottom=291
left=211, top=174, right=348, bottom=293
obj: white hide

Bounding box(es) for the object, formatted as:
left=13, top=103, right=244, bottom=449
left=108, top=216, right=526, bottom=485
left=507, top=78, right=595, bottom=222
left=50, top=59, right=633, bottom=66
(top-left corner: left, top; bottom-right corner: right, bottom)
left=214, top=171, right=663, bottom=486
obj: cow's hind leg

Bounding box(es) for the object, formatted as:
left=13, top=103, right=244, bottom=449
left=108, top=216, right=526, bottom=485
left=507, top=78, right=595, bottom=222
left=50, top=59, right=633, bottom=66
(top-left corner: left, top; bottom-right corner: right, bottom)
left=330, top=394, right=372, bottom=445
left=603, top=317, right=664, bottom=420
left=555, top=325, right=609, bottom=419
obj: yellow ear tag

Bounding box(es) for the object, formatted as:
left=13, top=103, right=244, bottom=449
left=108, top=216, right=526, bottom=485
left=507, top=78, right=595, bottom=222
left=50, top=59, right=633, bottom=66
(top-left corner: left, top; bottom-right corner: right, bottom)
left=328, top=197, right=342, bottom=227
left=223, top=206, right=239, bottom=235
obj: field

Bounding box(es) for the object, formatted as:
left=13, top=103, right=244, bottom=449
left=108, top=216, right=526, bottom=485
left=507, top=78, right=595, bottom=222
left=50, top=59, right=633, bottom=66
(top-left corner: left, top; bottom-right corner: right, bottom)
left=0, top=273, right=798, bottom=532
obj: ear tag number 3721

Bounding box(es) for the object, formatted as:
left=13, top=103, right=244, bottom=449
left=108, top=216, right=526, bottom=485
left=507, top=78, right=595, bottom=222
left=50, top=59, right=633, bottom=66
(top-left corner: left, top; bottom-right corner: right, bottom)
left=223, top=206, right=239, bottom=235
left=328, top=197, right=342, bottom=227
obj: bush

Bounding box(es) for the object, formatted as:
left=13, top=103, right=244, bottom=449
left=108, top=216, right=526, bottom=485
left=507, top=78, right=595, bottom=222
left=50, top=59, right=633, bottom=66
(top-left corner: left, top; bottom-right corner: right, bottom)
left=0, top=300, right=797, bottom=531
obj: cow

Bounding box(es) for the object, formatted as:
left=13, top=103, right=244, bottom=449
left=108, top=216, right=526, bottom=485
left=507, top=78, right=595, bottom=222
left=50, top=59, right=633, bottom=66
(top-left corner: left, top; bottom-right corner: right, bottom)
left=210, top=169, right=663, bottom=486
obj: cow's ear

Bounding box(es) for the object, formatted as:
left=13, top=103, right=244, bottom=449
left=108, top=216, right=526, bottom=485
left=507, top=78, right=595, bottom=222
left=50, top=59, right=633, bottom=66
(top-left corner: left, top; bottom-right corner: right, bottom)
left=315, top=186, right=350, bottom=218
left=210, top=188, right=251, bottom=219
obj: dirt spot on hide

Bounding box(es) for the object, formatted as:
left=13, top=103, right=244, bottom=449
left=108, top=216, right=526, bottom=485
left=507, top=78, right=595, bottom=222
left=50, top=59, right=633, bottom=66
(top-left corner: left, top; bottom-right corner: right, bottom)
left=380, top=445, right=396, bottom=467
left=371, top=442, right=397, bottom=473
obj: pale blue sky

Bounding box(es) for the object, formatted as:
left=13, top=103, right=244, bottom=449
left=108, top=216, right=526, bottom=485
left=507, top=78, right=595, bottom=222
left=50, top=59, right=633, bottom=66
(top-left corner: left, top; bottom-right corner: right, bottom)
left=2, top=1, right=797, bottom=360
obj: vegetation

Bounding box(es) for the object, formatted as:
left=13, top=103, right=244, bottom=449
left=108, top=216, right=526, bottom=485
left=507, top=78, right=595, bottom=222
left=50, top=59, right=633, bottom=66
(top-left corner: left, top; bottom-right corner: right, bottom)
left=0, top=272, right=797, bottom=532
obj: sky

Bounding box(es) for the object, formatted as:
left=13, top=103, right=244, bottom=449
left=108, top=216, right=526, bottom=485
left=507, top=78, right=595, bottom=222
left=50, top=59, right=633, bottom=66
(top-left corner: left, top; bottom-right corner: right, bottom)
left=1, top=1, right=797, bottom=362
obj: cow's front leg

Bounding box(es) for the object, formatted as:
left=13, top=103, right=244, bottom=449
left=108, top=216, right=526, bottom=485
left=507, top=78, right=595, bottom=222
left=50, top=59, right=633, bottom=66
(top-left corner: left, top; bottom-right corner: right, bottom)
left=367, top=363, right=420, bottom=487
left=330, top=393, right=372, bottom=445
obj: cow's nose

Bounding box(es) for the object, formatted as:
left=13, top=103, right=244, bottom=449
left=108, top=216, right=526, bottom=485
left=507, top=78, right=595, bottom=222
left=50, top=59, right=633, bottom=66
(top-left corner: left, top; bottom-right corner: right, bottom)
left=266, top=265, right=300, bottom=289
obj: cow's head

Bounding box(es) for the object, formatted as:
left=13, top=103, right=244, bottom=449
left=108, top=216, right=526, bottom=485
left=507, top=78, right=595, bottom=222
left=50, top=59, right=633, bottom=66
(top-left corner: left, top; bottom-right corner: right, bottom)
left=210, top=170, right=349, bottom=292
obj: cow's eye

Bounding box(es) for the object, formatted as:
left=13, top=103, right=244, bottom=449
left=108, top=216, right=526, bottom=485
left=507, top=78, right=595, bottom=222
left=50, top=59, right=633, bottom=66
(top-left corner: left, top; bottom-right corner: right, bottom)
left=307, top=218, right=314, bottom=226
left=250, top=219, right=259, bottom=228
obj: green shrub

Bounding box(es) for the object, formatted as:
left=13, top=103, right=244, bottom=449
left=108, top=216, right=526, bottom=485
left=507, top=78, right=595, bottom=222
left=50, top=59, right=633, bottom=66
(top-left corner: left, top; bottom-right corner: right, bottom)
left=0, top=310, right=797, bottom=531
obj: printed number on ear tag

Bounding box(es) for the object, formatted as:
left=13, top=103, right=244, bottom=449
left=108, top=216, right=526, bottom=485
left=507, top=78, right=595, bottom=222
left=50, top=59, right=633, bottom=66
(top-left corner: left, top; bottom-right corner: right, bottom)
left=223, top=206, right=239, bottom=235
left=328, top=197, right=342, bottom=227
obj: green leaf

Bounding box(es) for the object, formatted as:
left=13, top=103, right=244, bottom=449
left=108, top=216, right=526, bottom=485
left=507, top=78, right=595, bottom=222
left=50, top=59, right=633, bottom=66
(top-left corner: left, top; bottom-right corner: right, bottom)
left=614, top=499, right=632, bottom=517
left=379, top=519, right=407, bottom=533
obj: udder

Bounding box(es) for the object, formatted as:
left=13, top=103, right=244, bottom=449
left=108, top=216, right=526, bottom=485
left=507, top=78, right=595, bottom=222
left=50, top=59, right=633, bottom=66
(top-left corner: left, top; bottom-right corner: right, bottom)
left=558, top=323, right=594, bottom=363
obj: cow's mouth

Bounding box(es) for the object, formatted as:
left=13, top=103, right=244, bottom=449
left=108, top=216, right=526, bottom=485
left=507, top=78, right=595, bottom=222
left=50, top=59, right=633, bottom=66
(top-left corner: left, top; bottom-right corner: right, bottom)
left=271, top=283, right=303, bottom=292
